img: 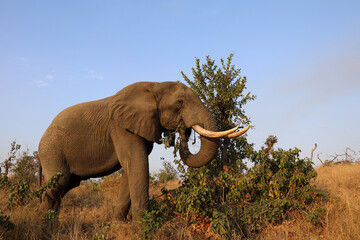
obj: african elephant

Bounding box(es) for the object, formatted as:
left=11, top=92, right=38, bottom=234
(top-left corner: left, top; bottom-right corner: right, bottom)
left=38, top=81, right=249, bottom=224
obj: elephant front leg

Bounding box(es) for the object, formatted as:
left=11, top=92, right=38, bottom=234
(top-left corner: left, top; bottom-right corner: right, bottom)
left=111, top=128, right=150, bottom=228
left=127, top=157, right=149, bottom=223
left=114, top=171, right=131, bottom=221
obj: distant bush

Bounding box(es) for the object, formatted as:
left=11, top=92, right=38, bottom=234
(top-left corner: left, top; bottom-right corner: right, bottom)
left=1, top=141, right=40, bottom=187
left=151, top=161, right=178, bottom=184
left=1, top=141, right=62, bottom=208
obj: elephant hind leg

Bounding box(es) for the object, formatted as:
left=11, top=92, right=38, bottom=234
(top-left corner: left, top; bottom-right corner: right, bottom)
left=39, top=133, right=75, bottom=213
left=41, top=173, right=83, bottom=212
left=40, top=160, right=72, bottom=212
left=40, top=173, right=70, bottom=212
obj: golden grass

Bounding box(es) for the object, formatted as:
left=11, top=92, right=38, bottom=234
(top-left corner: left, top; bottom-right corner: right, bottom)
left=260, top=163, right=360, bottom=240
left=1, top=164, right=359, bottom=239
left=314, top=164, right=360, bottom=240
left=0, top=178, right=133, bottom=240
left=0, top=177, right=182, bottom=240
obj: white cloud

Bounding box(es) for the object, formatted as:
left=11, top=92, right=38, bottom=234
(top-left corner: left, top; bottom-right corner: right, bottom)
left=33, top=74, right=55, bottom=87
left=84, top=69, right=104, bottom=80
left=45, top=74, right=54, bottom=80
left=19, top=56, right=30, bottom=67
left=34, top=80, right=48, bottom=87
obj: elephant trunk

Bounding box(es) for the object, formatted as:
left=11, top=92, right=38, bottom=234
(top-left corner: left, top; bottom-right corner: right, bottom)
left=179, top=117, right=219, bottom=168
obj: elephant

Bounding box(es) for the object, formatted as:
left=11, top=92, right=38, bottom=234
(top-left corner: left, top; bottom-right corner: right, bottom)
left=38, top=81, right=249, bottom=224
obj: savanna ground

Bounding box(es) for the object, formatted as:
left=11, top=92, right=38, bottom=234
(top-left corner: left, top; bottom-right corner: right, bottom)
left=1, top=163, right=360, bottom=240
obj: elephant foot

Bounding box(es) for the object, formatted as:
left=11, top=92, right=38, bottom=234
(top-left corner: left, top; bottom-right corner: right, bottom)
left=41, top=191, right=59, bottom=208
left=116, top=213, right=131, bottom=223
left=114, top=203, right=131, bottom=222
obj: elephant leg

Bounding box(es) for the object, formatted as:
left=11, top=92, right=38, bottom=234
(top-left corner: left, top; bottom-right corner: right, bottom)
left=126, top=154, right=149, bottom=227
left=40, top=171, right=70, bottom=212
left=39, top=151, right=71, bottom=213
left=114, top=171, right=131, bottom=221
left=111, top=128, right=150, bottom=225
left=41, top=173, right=81, bottom=215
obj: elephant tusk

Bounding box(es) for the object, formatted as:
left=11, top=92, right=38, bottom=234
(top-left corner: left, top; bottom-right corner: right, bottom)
left=225, top=125, right=250, bottom=138
left=192, top=125, right=239, bottom=138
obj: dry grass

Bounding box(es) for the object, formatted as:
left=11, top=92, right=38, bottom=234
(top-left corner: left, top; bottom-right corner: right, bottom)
left=1, top=164, right=360, bottom=239
left=0, top=177, right=134, bottom=240
left=260, top=163, right=360, bottom=240
left=314, top=163, right=360, bottom=239
left=0, top=177, right=181, bottom=240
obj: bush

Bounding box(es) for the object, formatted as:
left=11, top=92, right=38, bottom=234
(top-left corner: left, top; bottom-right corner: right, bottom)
left=139, top=198, right=171, bottom=238
left=0, top=174, right=11, bottom=189
left=151, top=161, right=178, bottom=184
left=11, top=150, right=39, bottom=185
left=8, top=179, right=32, bottom=207
left=1, top=141, right=40, bottom=188
left=141, top=137, right=328, bottom=239
left=6, top=171, right=62, bottom=207
left=0, top=212, right=14, bottom=231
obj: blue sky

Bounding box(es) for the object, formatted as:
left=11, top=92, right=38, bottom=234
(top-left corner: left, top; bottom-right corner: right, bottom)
left=1, top=1, right=359, bottom=171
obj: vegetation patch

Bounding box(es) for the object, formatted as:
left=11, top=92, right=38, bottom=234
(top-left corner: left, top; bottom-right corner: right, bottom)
left=137, top=54, right=329, bottom=239
left=141, top=138, right=328, bottom=239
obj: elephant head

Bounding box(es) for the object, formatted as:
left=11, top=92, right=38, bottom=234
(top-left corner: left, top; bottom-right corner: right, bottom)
left=109, top=81, right=248, bottom=168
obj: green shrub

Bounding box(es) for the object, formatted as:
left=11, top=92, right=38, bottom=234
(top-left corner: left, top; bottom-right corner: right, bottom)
left=140, top=52, right=328, bottom=237
left=8, top=179, right=32, bottom=206
left=305, top=207, right=327, bottom=227
left=7, top=172, right=62, bottom=207
left=0, top=212, right=14, bottom=231
left=139, top=198, right=171, bottom=239
left=142, top=136, right=328, bottom=239
left=0, top=174, right=11, bottom=189
left=151, top=161, right=178, bottom=184
left=44, top=210, right=57, bottom=220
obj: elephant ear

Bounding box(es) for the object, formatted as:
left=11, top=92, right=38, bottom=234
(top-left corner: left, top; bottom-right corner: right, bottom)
left=109, top=83, right=162, bottom=143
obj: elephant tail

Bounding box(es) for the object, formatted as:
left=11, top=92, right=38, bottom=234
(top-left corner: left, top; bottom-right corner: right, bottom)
left=37, top=155, right=43, bottom=203
left=38, top=160, right=42, bottom=188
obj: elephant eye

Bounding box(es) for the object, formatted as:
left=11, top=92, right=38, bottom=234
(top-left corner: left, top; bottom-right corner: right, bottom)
left=177, top=99, right=183, bottom=105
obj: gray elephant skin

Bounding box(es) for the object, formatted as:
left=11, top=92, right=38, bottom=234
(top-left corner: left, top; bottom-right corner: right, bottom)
left=38, top=81, right=246, bottom=224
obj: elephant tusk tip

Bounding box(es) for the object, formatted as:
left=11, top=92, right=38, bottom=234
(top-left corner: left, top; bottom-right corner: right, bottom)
left=225, top=125, right=250, bottom=138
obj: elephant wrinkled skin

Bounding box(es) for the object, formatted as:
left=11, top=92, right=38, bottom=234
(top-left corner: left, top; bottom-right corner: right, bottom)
left=38, top=81, right=248, bottom=224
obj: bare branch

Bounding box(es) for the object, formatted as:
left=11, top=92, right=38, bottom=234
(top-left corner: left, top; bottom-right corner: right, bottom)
left=310, top=143, right=317, bottom=162
left=317, top=153, right=324, bottom=165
